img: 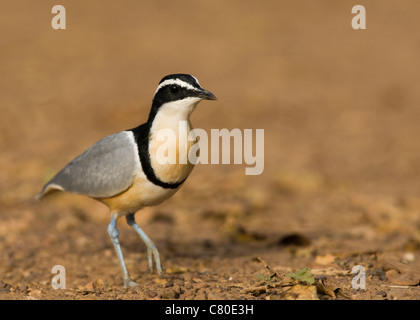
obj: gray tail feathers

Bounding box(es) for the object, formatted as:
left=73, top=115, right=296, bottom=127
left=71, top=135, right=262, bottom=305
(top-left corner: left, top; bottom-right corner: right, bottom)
left=34, top=190, right=45, bottom=201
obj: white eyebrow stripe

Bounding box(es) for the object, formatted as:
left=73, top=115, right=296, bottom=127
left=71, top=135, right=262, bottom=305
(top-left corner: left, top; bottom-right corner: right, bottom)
left=154, top=79, right=198, bottom=96
left=191, top=75, right=200, bottom=86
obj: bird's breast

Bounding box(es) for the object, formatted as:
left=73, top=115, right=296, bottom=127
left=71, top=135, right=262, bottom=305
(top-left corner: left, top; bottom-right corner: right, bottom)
left=148, top=120, right=196, bottom=185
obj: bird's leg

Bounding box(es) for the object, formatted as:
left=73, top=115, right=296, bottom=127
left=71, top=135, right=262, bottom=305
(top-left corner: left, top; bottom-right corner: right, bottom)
left=107, top=214, right=139, bottom=288
left=126, top=213, right=163, bottom=277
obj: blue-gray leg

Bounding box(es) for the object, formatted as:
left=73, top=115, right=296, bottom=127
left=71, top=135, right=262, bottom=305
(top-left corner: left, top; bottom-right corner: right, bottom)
left=126, top=213, right=163, bottom=277
left=107, top=214, right=139, bottom=288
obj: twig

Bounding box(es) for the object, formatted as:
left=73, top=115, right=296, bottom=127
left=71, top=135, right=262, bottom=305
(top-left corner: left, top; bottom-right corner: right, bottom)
left=257, top=257, right=280, bottom=279
left=388, top=285, right=416, bottom=289
left=243, top=281, right=295, bottom=294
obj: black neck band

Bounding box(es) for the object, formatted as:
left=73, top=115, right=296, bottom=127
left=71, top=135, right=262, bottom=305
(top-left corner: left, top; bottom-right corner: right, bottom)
left=130, top=124, right=185, bottom=189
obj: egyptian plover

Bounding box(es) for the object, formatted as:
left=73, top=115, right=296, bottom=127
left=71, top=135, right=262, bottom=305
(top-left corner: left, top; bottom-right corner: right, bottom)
left=37, top=74, right=216, bottom=287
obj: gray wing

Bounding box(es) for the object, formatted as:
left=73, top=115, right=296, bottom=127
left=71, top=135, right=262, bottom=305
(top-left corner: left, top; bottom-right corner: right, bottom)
left=38, top=131, right=140, bottom=199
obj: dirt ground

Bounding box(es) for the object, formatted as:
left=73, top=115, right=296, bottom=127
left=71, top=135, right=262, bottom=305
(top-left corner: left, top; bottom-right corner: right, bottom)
left=1, top=1, right=420, bottom=300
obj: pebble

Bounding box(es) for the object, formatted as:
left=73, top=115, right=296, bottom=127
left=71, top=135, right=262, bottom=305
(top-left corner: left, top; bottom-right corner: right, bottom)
left=161, top=288, right=180, bottom=299
left=402, top=252, right=415, bottom=263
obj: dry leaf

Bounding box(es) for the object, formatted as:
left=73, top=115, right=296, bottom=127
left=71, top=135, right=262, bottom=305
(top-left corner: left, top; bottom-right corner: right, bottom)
left=385, top=269, right=420, bottom=286
left=166, top=265, right=189, bottom=274
left=316, top=280, right=336, bottom=298
left=314, top=253, right=336, bottom=266
left=310, top=268, right=350, bottom=276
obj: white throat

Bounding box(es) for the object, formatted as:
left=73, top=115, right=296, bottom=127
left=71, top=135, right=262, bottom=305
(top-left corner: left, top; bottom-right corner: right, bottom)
left=151, top=97, right=201, bottom=133
left=148, top=97, right=200, bottom=183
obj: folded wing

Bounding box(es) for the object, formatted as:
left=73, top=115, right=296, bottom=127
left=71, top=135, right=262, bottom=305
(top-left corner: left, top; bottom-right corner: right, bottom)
left=37, top=131, right=140, bottom=199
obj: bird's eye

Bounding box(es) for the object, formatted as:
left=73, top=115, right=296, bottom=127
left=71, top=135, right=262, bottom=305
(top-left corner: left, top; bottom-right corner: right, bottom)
left=169, top=85, right=180, bottom=94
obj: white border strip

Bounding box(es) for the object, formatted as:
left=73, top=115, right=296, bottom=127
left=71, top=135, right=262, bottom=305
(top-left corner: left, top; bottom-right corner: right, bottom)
left=154, top=79, right=198, bottom=96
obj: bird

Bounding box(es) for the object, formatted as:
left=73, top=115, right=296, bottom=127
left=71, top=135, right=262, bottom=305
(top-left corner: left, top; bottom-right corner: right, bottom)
left=36, top=74, right=217, bottom=287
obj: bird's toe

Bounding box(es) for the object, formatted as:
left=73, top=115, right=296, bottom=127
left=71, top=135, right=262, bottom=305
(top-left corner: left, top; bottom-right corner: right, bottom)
left=124, top=278, right=139, bottom=288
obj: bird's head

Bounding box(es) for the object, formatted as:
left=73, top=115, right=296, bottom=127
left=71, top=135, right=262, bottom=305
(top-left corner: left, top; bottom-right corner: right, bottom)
left=148, top=74, right=216, bottom=123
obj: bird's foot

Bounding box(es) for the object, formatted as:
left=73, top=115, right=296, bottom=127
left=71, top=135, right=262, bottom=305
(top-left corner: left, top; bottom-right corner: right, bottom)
left=147, top=247, right=164, bottom=278
left=124, top=277, right=139, bottom=288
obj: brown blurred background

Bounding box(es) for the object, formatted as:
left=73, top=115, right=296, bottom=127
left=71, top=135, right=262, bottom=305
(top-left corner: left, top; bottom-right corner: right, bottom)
left=1, top=1, right=420, bottom=299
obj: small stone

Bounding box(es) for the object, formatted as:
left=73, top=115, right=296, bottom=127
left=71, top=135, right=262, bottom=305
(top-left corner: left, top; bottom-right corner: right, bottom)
left=154, top=278, right=168, bottom=286
left=93, top=278, right=104, bottom=289
left=174, top=278, right=185, bottom=287
left=185, top=283, right=193, bottom=290
left=194, top=290, right=208, bottom=300
left=28, top=289, right=42, bottom=298
left=402, top=252, right=415, bottom=263
left=17, top=284, right=29, bottom=293
left=282, top=285, right=319, bottom=300
left=146, top=290, right=157, bottom=298
left=161, top=288, right=180, bottom=299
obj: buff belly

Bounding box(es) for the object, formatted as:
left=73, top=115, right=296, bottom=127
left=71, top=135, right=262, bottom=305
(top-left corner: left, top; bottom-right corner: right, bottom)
left=99, top=173, right=180, bottom=215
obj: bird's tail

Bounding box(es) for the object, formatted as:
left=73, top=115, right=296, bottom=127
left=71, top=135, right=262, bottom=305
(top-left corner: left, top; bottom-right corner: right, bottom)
left=34, top=183, right=64, bottom=201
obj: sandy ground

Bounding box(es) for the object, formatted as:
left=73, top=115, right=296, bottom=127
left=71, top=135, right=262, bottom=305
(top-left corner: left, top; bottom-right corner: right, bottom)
left=1, top=1, right=420, bottom=300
